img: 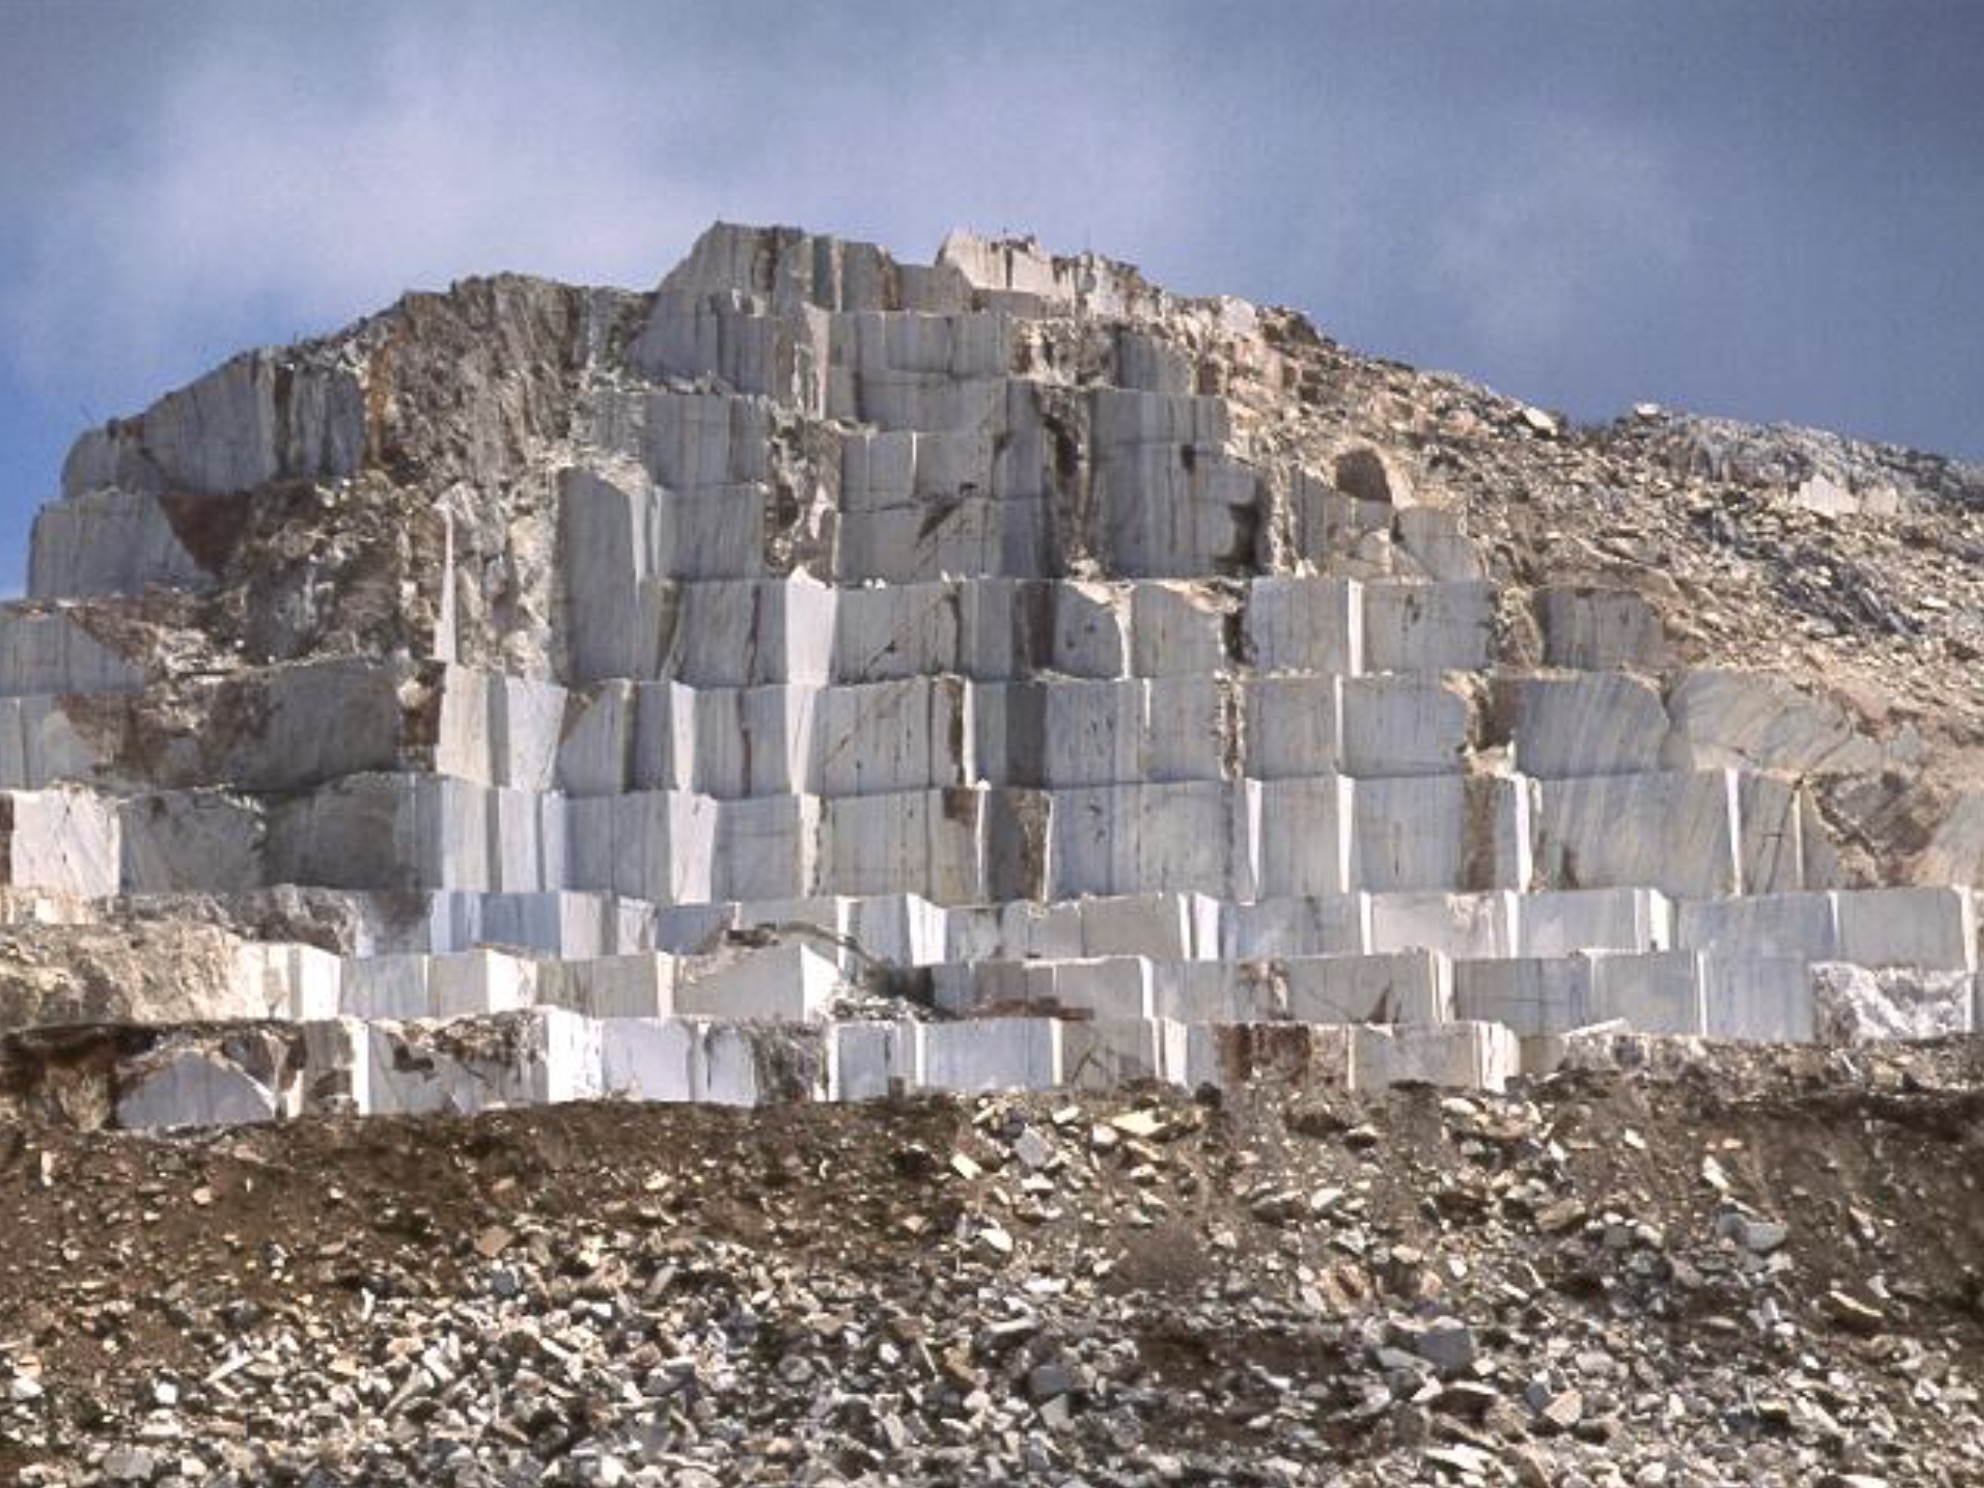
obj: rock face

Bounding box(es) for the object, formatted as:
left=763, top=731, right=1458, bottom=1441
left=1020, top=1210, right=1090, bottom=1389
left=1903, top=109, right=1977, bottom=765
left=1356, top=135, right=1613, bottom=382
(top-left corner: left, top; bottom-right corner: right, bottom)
left=1, top=222, right=1978, bottom=1127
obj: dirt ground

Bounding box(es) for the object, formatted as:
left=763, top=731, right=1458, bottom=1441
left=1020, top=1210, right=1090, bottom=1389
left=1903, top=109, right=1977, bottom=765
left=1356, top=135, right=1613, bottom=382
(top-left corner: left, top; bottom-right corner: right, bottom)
left=3, top=1039, right=1981, bottom=1482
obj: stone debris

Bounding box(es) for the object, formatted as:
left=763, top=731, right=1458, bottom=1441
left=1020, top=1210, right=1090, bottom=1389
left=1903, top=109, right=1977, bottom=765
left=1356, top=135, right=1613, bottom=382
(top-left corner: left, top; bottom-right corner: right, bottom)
left=3, top=1049, right=1982, bottom=1483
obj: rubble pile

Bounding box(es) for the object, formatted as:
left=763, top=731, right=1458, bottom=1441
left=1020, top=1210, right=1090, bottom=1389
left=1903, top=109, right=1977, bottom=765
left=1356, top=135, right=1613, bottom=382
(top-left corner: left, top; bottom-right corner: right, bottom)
left=2, top=1047, right=1981, bottom=1483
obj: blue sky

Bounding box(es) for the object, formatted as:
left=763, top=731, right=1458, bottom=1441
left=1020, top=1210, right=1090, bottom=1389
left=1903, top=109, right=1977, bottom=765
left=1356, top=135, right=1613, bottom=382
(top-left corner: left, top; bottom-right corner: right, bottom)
left=2, top=1, right=1979, bottom=591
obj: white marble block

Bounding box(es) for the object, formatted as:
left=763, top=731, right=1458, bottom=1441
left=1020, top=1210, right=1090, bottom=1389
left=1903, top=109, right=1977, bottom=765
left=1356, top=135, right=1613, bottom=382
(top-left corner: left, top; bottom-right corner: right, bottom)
left=921, top=1017, right=1065, bottom=1093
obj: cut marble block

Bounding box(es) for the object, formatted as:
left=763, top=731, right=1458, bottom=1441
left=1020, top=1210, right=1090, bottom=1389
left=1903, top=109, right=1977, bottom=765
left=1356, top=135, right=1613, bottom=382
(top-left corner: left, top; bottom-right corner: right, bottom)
left=1363, top=582, right=1495, bottom=673
left=0, top=694, right=98, bottom=792
left=1349, top=774, right=1531, bottom=893
left=989, top=898, right=1085, bottom=961
left=830, top=583, right=968, bottom=683
left=28, top=488, right=212, bottom=599
left=0, top=608, right=148, bottom=697
left=928, top=961, right=1028, bottom=1016
left=1064, top=1018, right=1171, bottom=1089
left=1, top=787, right=121, bottom=896
left=1832, top=886, right=1977, bottom=971
left=1370, top=890, right=1519, bottom=959
left=556, top=682, right=636, bottom=796
left=676, top=941, right=839, bottom=1021
left=1050, top=582, right=1133, bottom=678
left=1111, top=328, right=1196, bottom=395
left=1517, top=887, right=1672, bottom=956
left=835, top=496, right=1050, bottom=583
left=729, top=895, right=850, bottom=968
left=833, top=307, right=1014, bottom=381
left=849, top=892, right=949, bottom=967
left=654, top=901, right=742, bottom=956
left=1677, top=893, right=1839, bottom=961
left=814, top=677, right=973, bottom=796
left=1452, top=957, right=1593, bottom=1038
left=584, top=386, right=774, bottom=491
left=713, top=794, right=819, bottom=901
left=631, top=682, right=700, bottom=792
left=930, top=957, right=1155, bottom=1021
left=1093, top=443, right=1262, bottom=577
left=1173, top=1022, right=1353, bottom=1091
left=599, top=1016, right=699, bottom=1100
left=1394, top=506, right=1488, bottom=582
left=1286, top=469, right=1393, bottom=570
left=1339, top=675, right=1475, bottom=776
left=459, top=890, right=653, bottom=959
left=1154, top=961, right=1286, bottom=1022
left=1131, top=582, right=1234, bottom=676
left=699, top=1020, right=827, bottom=1105
left=975, top=677, right=1228, bottom=789
left=1588, top=950, right=1707, bottom=1035
left=921, top=1017, right=1065, bottom=1092
left=827, top=1020, right=923, bottom=1100
left=493, top=676, right=567, bottom=792
left=1050, top=957, right=1158, bottom=1020
left=117, top=1048, right=279, bottom=1131
left=1534, top=770, right=1740, bottom=898
left=1144, top=677, right=1234, bottom=783
left=1736, top=773, right=1810, bottom=896
left=1245, top=674, right=1342, bottom=778
left=366, top=1009, right=606, bottom=1116
left=1223, top=893, right=1372, bottom=959
left=542, top=954, right=677, bottom=1018
left=430, top=949, right=538, bottom=1019
left=233, top=942, right=344, bottom=1020
left=1256, top=776, right=1353, bottom=898
left=1285, top=948, right=1453, bottom=1024
left=976, top=679, right=1127, bottom=788
left=62, top=349, right=364, bottom=498
left=568, top=791, right=718, bottom=905
left=1353, top=1021, right=1517, bottom=1093
left=669, top=577, right=837, bottom=687
left=1535, top=586, right=1666, bottom=671
left=486, top=786, right=557, bottom=893
left=1503, top=673, right=1669, bottom=779
left=1244, top=576, right=1363, bottom=675
left=839, top=578, right=1094, bottom=682
left=1080, top=891, right=1222, bottom=961
left=1050, top=780, right=1260, bottom=900
left=694, top=684, right=816, bottom=797
left=822, top=788, right=987, bottom=903
left=1700, top=956, right=1816, bottom=1042
left=343, top=954, right=434, bottom=1020
left=633, top=289, right=829, bottom=413
left=268, top=775, right=498, bottom=893
left=557, top=468, right=671, bottom=682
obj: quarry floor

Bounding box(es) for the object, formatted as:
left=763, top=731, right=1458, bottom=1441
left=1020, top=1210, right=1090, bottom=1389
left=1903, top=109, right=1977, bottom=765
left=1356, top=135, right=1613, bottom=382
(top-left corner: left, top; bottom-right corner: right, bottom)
left=3, top=1040, right=1983, bottom=1484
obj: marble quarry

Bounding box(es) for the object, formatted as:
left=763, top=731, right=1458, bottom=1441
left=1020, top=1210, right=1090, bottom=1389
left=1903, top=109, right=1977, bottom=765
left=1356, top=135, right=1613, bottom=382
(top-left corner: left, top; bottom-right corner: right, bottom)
left=1, top=223, right=1976, bottom=1131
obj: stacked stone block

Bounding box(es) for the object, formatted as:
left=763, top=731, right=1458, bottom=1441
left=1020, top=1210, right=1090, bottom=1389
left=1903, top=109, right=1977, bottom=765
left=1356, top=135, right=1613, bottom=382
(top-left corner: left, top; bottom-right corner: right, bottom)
left=3, top=224, right=1976, bottom=1130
